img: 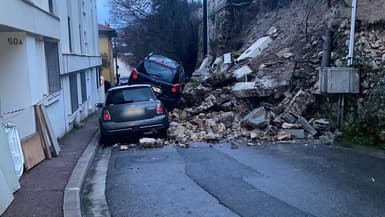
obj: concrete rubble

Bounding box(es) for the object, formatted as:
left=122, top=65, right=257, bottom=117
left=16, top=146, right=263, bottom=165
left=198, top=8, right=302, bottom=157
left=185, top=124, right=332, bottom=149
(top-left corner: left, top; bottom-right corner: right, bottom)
left=163, top=25, right=336, bottom=146
left=237, top=36, right=273, bottom=62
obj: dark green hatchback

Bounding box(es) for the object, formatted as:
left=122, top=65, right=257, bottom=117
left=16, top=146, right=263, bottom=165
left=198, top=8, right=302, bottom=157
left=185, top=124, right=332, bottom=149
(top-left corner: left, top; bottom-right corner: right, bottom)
left=97, top=84, right=169, bottom=145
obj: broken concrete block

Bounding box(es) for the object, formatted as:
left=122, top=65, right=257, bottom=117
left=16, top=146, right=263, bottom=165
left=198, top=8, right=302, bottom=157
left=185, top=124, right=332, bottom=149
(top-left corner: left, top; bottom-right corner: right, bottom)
left=282, top=123, right=297, bottom=129
left=281, top=112, right=297, bottom=124
left=313, top=119, right=331, bottom=131
left=237, top=36, right=273, bottom=62
left=232, top=82, right=258, bottom=98
left=296, top=116, right=317, bottom=136
left=241, top=107, right=267, bottom=128
left=139, top=138, right=157, bottom=147
left=233, top=65, right=253, bottom=81
left=277, top=131, right=291, bottom=140
left=281, top=129, right=305, bottom=139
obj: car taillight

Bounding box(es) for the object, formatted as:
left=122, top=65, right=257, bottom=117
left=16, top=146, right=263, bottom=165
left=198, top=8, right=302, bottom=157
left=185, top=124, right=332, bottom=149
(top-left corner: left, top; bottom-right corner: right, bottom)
left=103, top=110, right=111, bottom=120
left=171, top=83, right=181, bottom=93
left=156, top=104, right=164, bottom=114
left=131, top=68, right=139, bottom=80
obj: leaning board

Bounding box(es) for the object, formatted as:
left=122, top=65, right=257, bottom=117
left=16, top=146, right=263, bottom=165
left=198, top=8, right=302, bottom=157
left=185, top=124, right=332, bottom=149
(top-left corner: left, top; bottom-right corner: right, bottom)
left=21, top=134, right=45, bottom=170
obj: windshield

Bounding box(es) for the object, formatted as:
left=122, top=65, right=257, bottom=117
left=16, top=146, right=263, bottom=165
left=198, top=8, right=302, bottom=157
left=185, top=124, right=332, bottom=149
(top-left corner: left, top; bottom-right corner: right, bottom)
left=143, top=60, right=176, bottom=83
left=106, top=87, right=155, bottom=105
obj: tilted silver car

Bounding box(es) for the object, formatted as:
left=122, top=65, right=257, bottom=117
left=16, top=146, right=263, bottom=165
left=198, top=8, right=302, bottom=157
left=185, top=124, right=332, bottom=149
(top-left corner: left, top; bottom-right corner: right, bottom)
left=96, top=84, right=169, bottom=145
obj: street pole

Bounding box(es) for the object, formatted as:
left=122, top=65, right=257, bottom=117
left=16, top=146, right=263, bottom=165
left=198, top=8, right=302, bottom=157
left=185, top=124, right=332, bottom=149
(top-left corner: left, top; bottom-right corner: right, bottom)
left=114, top=38, right=119, bottom=85
left=203, top=0, right=208, bottom=56
left=339, top=0, right=357, bottom=129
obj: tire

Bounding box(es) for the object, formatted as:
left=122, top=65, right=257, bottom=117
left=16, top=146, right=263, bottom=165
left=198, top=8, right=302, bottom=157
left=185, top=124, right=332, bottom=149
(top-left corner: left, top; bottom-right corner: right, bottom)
left=100, top=133, right=112, bottom=146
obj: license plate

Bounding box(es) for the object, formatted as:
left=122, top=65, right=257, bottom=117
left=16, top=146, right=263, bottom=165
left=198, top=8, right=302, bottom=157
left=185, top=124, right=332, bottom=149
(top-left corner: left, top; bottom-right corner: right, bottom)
left=152, top=86, right=161, bottom=93
left=125, top=108, right=144, bottom=116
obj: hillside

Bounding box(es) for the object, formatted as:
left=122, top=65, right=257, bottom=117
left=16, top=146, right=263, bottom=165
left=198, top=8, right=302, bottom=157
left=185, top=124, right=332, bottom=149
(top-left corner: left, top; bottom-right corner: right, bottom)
left=166, top=0, right=385, bottom=148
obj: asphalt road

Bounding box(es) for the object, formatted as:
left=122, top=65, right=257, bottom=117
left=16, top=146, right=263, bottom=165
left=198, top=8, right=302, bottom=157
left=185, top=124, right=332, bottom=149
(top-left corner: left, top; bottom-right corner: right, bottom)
left=105, top=142, right=385, bottom=217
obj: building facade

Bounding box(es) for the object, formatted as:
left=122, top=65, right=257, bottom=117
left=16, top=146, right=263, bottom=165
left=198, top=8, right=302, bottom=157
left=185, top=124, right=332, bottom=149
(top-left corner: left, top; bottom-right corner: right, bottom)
left=98, top=24, right=117, bottom=86
left=0, top=0, right=103, bottom=140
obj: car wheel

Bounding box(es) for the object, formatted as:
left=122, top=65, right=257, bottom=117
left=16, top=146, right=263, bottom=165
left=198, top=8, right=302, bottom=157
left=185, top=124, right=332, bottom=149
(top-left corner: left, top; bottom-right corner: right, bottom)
left=100, top=133, right=112, bottom=146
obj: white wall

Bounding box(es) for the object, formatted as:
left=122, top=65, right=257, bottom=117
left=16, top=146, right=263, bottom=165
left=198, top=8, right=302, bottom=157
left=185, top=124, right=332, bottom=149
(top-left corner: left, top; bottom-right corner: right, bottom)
left=0, top=32, right=35, bottom=138
left=0, top=0, right=60, bottom=39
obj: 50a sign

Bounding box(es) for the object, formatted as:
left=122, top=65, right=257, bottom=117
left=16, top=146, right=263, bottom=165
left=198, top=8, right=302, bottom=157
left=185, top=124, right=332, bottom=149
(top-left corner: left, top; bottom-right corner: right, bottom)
left=8, top=38, right=23, bottom=46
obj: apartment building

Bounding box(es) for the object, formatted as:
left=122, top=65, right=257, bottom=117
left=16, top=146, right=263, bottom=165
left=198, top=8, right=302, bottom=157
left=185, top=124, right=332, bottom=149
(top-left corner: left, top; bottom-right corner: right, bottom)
left=0, top=0, right=103, bottom=140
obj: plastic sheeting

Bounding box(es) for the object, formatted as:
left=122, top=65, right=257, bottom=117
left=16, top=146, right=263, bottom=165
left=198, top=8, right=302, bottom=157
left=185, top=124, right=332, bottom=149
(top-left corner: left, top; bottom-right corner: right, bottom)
left=4, top=123, right=24, bottom=179
left=0, top=121, right=20, bottom=193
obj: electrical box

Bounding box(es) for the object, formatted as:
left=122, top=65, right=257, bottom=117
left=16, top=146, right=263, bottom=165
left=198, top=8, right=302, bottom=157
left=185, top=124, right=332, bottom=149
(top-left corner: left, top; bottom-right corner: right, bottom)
left=319, top=67, right=360, bottom=94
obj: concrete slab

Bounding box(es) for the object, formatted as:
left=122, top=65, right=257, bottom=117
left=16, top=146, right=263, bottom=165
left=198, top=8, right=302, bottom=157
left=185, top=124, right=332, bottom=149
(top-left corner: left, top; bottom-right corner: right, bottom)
left=233, top=65, right=253, bottom=81
left=237, top=36, right=272, bottom=62
left=241, top=107, right=267, bottom=128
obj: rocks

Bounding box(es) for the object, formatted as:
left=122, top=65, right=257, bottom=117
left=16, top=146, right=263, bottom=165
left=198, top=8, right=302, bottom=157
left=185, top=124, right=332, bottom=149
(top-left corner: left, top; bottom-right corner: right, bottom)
left=241, top=107, right=267, bottom=128
left=139, top=138, right=164, bottom=148
left=280, top=129, right=305, bottom=139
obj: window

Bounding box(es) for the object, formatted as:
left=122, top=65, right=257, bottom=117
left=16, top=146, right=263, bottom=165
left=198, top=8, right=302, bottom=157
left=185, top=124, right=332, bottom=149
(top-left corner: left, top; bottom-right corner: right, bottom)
left=44, top=41, right=61, bottom=93
left=48, top=0, right=54, bottom=13
left=69, top=74, right=78, bottom=113
left=106, top=87, right=155, bottom=105
left=68, top=17, right=72, bottom=52
left=143, top=60, right=176, bottom=83
left=80, top=71, right=87, bottom=103
left=96, top=67, right=101, bottom=89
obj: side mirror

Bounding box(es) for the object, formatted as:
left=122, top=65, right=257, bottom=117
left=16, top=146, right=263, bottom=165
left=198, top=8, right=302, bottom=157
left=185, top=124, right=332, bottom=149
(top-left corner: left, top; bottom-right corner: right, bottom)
left=95, top=103, right=104, bottom=108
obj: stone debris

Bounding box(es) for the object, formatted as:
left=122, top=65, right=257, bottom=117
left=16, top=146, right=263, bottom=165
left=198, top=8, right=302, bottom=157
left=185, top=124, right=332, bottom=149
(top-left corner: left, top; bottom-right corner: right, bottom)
left=241, top=107, right=267, bottom=128
left=277, top=131, right=291, bottom=141
left=139, top=138, right=164, bottom=148
left=233, top=65, right=253, bottom=81
left=120, top=145, right=129, bottom=151
left=280, top=129, right=305, bottom=139
left=164, top=26, right=338, bottom=146
left=232, top=82, right=259, bottom=98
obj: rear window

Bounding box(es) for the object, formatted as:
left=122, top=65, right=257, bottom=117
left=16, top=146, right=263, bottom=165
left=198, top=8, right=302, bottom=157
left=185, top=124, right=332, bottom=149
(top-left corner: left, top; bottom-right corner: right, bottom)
left=143, top=60, right=176, bottom=83
left=106, top=87, right=155, bottom=105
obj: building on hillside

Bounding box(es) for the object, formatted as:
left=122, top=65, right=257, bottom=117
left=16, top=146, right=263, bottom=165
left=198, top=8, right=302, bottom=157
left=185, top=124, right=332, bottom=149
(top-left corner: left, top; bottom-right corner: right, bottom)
left=0, top=0, right=103, bottom=140
left=98, top=24, right=117, bottom=86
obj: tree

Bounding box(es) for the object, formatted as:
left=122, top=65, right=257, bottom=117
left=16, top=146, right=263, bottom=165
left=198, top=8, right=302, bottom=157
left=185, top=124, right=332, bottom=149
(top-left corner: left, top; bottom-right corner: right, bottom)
left=109, top=0, right=200, bottom=74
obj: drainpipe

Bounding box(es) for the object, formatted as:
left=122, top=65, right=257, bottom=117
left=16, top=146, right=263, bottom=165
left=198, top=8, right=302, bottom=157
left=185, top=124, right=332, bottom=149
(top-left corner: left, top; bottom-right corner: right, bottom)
left=203, top=0, right=208, bottom=56
left=347, top=0, right=357, bottom=66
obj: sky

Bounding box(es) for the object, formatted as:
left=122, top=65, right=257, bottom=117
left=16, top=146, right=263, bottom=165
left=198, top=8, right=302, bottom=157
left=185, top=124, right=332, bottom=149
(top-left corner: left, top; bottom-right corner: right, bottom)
left=96, top=0, right=110, bottom=25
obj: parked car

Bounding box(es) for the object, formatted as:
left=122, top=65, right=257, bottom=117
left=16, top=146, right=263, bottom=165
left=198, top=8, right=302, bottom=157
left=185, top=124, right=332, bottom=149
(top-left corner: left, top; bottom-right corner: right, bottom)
left=96, top=84, right=169, bottom=145
left=128, top=54, right=186, bottom=107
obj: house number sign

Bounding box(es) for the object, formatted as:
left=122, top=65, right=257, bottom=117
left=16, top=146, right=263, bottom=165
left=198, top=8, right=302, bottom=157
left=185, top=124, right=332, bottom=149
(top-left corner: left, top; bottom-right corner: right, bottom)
left=8, top=38, right=23, bottom=46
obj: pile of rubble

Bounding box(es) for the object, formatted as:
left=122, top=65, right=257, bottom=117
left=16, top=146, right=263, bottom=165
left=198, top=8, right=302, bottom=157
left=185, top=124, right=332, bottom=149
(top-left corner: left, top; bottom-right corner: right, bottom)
left=167, top=26, right=336, bottom=145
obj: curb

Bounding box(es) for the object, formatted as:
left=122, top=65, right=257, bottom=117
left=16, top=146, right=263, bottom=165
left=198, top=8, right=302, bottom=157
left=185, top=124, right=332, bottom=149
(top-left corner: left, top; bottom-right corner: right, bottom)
left=63, top=131, right=100, bottom=217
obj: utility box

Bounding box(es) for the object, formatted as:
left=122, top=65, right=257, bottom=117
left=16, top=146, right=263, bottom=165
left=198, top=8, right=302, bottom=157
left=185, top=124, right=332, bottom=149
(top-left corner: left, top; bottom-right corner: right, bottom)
left=319, top=67, right=360, bottom=94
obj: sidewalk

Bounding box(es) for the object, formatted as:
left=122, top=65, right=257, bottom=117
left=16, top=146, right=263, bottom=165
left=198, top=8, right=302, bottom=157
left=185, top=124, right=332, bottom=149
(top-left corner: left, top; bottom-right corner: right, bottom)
left=2, top=114, right=99, bottom=217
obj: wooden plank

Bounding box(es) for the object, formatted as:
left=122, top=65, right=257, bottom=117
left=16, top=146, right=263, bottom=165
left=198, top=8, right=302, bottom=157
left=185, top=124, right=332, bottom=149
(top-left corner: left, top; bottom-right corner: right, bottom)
left=40, top=105, right=61, bottom=156
left=34, top=105, right=52, bottom=159
left=21, top=134, right=45, bottom=170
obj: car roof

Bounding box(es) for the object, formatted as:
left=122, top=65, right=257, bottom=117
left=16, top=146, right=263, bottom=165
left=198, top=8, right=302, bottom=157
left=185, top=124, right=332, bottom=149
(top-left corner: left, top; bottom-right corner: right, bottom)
left=146, top=54, right=179, bottom=69
left=108, top=84, right=152, bottom=92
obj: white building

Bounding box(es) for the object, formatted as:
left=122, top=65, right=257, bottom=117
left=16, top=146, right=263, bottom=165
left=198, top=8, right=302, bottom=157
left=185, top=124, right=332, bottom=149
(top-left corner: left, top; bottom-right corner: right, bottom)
left=0, top=0, right=103, bottom=140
